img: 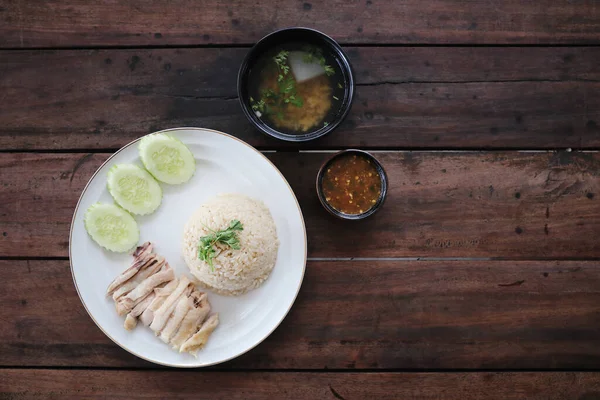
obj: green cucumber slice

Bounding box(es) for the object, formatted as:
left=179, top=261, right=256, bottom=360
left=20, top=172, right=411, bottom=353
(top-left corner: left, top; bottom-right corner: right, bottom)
left=107, top=163, right=162, bottom=215
left=139, top=133, right=196, bottom=184
left=84, top=203, right=139, bottom=252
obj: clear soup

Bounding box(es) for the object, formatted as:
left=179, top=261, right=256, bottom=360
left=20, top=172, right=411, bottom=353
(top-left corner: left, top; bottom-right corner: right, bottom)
left=247, top=43, right=346, bottom=134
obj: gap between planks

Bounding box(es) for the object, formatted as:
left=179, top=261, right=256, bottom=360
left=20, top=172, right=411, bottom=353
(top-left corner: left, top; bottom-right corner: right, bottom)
left=0, top=149, right=598, bottom=154
left=2, top=257, right=600, bottom=262
left=4, top=366, right=600, bottom=373
left=4, top=43, right=600, bottom=51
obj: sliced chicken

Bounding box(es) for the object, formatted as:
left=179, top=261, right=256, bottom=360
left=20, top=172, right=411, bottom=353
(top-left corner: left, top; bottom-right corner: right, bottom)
left=140, top=279, right=179, bottom=327
left=123, top=263, right=172, bottom=304
left=107, top=257, right=150, bottom=297
left=107, top=243, right=218, bottom=357
left=110, top=255, right=161, bottom=300
left=180, top=314, right=219, bottom=356
left=130, top=292, right=156, bottom=318
left=122, top=290, right=158, bottom=331
left=139, top=307, right=156, bottom=327
left=111, top=255, right=165, bottom=301
left=159, top=294, right=193, bottom=343
left=150, top=277, right=194, bottom=333
left=153, top=279, right=179, bottom=299
left=170, top=292, right=210, bottom=350
left=106, top=264, right=142, bottom=297
left=115, top=264, right=175, bottom=316
left=124, top=314, right=138, bottom=331
left=133, top=242, right=154, bottom=259
left=106, top=242, right=154, bottom=295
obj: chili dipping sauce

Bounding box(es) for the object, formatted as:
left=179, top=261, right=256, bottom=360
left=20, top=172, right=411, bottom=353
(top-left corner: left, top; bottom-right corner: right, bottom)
left=321, top=153, right=382, bottom=214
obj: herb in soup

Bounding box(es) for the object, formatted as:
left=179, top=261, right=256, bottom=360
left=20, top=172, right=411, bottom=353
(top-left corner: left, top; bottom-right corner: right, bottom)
left=321, top=153, right=382, bottom=215
left=248, top=44, right=344, bottom=134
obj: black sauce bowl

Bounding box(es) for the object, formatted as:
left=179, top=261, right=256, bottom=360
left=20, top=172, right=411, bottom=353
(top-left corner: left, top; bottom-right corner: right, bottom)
left=237, top=27, right=355, bottom=142
left=316, top=150, right=388, bottom=220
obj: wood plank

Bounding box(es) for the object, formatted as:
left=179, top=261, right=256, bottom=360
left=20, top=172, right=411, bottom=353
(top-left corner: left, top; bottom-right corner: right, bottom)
left=2, top=1, right=600, bottom=47
left=2, top=260, right=600, bottom=369
left=2, top=47, right=600, bottom=150
left=2, top=371, right=600, bottom=400
left=1, top=152, right=598, bottom=259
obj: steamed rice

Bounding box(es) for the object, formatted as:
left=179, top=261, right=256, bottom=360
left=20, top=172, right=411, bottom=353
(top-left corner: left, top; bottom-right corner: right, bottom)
left=182, top=194, right=279, bottom=296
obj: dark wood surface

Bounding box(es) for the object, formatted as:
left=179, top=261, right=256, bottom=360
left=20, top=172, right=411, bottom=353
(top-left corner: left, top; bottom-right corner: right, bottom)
left=1, top=0, right=600, bottom=398
left=2, top=0, right=600, bottom=47
left=2, top=370, right=600, bottom=399
left=3, top=259, right=600, bottom=369
left=1, top=152, right=598, bottom=258
left=2, top=47, right=600, bottom=150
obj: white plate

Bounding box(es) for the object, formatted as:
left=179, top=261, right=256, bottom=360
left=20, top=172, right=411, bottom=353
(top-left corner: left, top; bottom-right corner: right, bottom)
left=70, top=127, right=307, bottom=367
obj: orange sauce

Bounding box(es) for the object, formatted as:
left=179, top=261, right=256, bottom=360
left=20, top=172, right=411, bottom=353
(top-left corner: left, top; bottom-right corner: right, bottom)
left=321, top=153, right=382, bottom=214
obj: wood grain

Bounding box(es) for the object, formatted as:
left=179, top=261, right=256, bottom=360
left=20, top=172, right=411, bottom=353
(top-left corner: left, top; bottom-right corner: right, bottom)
left=2, top=0, right=600, bottom=47
left=1, top=152, right=598, bottom=259
left=2, top=0, right=600, bottom=388
left=0, top=260, right=600, bottom=369
left=3, top=370, right=600, bottom=399
left=2, top=259, right=600, bottom=369
left=2, top=47, right=600, bottom=150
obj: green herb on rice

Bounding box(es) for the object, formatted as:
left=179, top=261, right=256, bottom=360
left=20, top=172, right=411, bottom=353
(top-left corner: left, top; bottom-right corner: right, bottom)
left=198, top=219, right=244, bottom=271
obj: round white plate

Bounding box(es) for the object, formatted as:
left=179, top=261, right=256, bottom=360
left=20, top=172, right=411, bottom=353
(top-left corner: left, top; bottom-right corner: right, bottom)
left=70, top=127, right=307, bottom=367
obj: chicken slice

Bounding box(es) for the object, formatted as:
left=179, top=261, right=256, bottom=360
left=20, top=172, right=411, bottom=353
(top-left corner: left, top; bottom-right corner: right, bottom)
left=170, top=292, right=210, bottom=350
left=124, top=314, right=138, bottom=331
left=140, top=279, right=179, bottom=327
left=106, top=242, right=154, bottom=295
left=149, top=277, right=194, bottom=333
left=159, top=294, right=193, bottom=343
left=110, top=255, right=164, bottom=301
left=133, top=242, right=153, bottom=259
left=153, top=279, right=179, bottom=299
left=106, top=264, right=142, bottom=297
left=150, top=285, right=193, bottom=335
left=127, top=264, right=173, bottom=303
left=115, top=265, right=175, bottom=316
left=122, top=288, right=159, bottom=331
left=130, top=292, right=156, bottom=318
left=180, top=314, right=219, bottom=356
left=139, top=307, right=156, bottom=327
left=109, top=243, right=220, bottom=357
left=107, top=255, right=152, bottom=296
left=112, top=255, right=165, bottom=300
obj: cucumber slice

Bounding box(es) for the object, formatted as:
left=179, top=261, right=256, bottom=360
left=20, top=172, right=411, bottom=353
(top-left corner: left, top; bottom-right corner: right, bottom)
left=84, top=203, right=139, bottom=252
left=139, top=133, right=195, bottom=184
left=107, top=163, right=162, bottom=215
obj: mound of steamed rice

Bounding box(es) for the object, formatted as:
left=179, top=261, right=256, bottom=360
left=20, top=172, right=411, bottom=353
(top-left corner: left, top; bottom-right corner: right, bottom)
left=182, top=194, right=279, bottom=296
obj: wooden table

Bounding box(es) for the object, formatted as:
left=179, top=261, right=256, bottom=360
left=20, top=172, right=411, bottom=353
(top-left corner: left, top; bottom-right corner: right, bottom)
left=1, top=1, right=600, bottom=398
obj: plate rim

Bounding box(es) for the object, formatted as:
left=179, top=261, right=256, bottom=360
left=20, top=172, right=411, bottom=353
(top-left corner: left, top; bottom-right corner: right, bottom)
left=69, top=127, right=307, bottom=368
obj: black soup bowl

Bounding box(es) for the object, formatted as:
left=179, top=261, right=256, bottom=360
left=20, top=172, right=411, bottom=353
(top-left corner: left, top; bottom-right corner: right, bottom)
left=237, top=27, right=355, bottom=142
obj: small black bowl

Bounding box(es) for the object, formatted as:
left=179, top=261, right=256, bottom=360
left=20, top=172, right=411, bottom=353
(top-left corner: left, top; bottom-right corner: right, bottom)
left=316, top=150, right=388, bottom=220
left=237, top=27, right=355, bottom=142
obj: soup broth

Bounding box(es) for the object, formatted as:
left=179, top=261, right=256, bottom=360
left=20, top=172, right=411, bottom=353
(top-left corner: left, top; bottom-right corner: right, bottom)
left=248, top=43, right=345, bottom=134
